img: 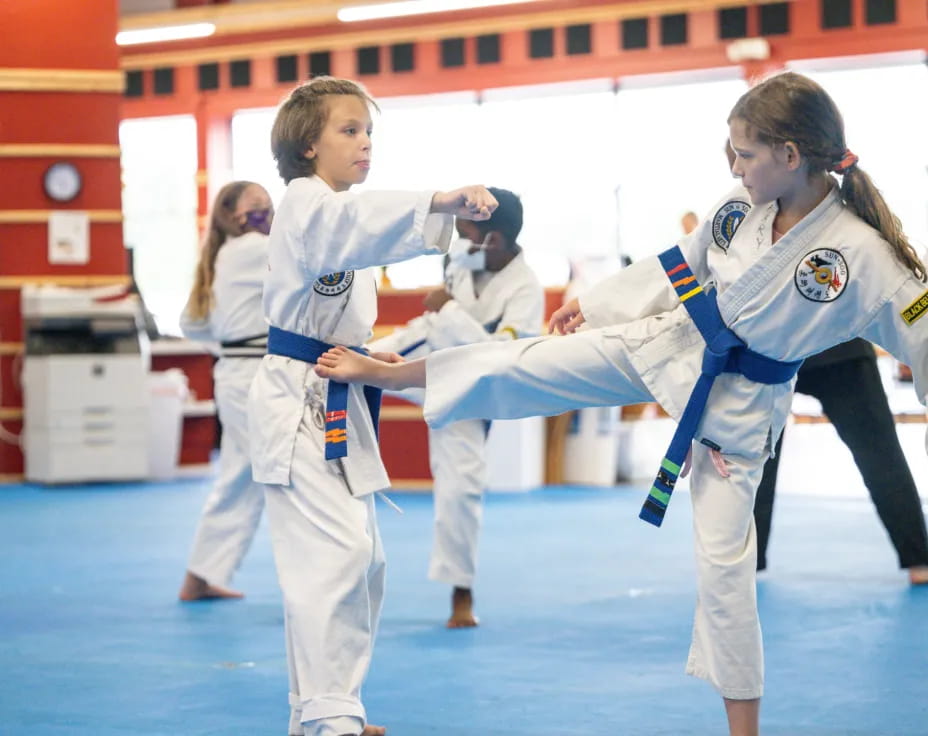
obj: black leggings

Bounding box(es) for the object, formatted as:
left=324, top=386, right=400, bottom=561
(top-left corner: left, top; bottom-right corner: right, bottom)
left=754, top=355, right=928, bottom=570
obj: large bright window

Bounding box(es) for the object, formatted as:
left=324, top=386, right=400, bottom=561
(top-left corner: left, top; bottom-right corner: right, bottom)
left=477, top=80, right=620, bottom=286
left=231, top=108, right=288, bottom=208
left=614, top=72, right=748, bottom=264
left=120, top=115, right=198, bottom=336
left=226, top=64, right=928, bottom=293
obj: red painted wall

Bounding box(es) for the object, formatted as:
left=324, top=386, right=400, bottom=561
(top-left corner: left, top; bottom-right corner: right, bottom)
left=0, top=0, right=127, bottom=478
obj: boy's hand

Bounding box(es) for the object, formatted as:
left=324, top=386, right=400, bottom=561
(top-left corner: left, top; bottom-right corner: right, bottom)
left=423, top=287, right=453, bottom=312
left=369, top=351, right=404, bottom=365
left=431, top=186, right=497, bottom=221
left=548, top=298, right=586, bottom=335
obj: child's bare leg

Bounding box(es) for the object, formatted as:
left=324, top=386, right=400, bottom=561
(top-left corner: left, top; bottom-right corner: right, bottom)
left=178, top=570, right=243, bottom=601
left=447, top=586, right=478, bottom=629
left=360, top=726, right=385, bottom=736
left=314, top=347, right=426, bottom=390
left=724, top=697, right=759, bottom=736
left=909, top=565, right=928, bottom=585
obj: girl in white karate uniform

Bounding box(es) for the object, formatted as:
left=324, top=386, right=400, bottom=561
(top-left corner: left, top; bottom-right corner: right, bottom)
left=178, top=181, right=274, bottom=601
left=314, top=72, right=928, bottom=736
left=246, top=76, right=497, bottom=736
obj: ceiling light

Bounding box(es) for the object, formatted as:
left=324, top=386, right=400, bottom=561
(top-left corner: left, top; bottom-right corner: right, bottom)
left=338, top=0, right=540, bottom=23
left=116, top=23, right=216, bottom=47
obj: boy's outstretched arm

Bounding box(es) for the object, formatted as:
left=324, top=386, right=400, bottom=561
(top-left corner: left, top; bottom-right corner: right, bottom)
left=431, top=186, right=498, bottom=221
left=315, top=346, right=427, bottom=391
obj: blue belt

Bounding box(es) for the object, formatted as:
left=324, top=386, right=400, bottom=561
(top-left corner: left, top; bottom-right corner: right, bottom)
left=267, top=326, right=382, bottom=461
left=639, top=247, right=802, bottom=528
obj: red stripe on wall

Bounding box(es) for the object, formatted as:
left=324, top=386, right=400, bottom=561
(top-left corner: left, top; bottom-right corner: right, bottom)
left=152, top=354, right=214, bottom=401
left=380, top=418, right=431, bottom=481
left=0, top=93, right=121, bottom=145
left=0, top=291, right=22, bottom=342
left=0, top=419, right=24, bottom=475
left=177, top=415, right=215, bottom=465
left=0, top=355, right=23, bottom=408
left=0, top=225, right=127, bottom=276
left=377, top=289, right=432, bottom=325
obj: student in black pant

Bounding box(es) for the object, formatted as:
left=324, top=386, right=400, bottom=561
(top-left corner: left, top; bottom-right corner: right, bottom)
left=753, top=338, right=928, bottom=584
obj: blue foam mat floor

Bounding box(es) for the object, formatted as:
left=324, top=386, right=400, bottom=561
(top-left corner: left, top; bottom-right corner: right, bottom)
left=1, top=479, right=926, bottom=735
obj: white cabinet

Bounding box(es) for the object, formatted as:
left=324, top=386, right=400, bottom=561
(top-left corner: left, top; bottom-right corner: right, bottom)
left=21, top=286, right=150, bottom=484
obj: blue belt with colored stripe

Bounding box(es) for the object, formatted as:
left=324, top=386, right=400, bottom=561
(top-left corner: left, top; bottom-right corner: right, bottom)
left=639, top=246, right=802, bottom=528
left=267, top=326, right=382, bottom=461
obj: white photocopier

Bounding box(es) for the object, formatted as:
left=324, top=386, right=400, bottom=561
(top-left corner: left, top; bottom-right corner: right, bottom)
left=21, top=284, right=151, bottom=483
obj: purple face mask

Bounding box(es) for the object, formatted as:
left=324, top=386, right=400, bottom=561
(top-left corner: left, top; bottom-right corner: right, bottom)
left=244, top=208, right=272, bottom=235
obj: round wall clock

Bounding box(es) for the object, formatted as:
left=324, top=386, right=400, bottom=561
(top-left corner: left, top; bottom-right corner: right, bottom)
left=43, top=162, right=82, bottom=202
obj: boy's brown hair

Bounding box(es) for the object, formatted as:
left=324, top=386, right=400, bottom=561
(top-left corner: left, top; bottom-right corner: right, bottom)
left=271, top=76, right=378, bottom=184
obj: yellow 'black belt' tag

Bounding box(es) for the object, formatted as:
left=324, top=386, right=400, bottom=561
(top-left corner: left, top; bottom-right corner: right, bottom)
left=901, top=290, right=928, bottom=326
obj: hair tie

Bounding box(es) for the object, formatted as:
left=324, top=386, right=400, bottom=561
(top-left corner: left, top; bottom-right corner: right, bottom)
left=831, top=149, right=859, bottom=174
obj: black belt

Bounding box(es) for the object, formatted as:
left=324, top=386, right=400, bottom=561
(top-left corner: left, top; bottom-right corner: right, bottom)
left=220, top=333, right=268, bottom=358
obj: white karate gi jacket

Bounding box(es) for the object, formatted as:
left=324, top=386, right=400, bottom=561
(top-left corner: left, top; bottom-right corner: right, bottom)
left=372, top=251, right=543, bottom=363
left=180, top=230, right=269, bottom=346
left=575, top=183, right=928, bottom=458
left=248, top=175, right=453, bottom=495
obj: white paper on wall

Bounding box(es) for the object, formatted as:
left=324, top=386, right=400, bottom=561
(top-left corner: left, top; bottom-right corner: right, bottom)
left=48, top=211, right=90, bottom=265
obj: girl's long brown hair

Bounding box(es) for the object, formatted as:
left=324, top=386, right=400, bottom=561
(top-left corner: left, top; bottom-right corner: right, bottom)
left=729, top=71, right=925, bottom=281
left=186, top=181, right=252, bottom=321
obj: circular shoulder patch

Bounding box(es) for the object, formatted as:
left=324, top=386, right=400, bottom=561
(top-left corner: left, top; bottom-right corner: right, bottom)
left=794, top=249, right=848, bottom=303
left=712, top=200, right=751, bottom=251
left=313, top=270, right=355, bottom=296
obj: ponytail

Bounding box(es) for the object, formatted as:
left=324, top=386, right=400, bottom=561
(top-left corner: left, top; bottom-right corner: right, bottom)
left=838, top=163, right=926, bottom=282
left=186, top=181, right=250, bottom=321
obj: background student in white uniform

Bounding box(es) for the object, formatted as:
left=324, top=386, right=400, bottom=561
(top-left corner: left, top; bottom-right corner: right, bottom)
left=370, top=188, right=543, bottom=628
left=245, top=76, right=497, bottom=736
left=313, top=72, right=928, bottom=736
left=177, top=181, right=274, bottom=601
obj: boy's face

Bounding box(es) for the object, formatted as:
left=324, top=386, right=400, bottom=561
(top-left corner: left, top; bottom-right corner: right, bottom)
left=305, top=95, right=373, bottom=192
left=455, top=219, right=511, bottom=272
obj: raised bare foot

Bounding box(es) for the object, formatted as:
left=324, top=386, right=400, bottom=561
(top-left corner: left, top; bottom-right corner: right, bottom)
left=178, top=571, right=244, bottom=601
left=315, top=346, right=382, bottom=383
left=447, top=586, right=479, bottom=628
left=909, top=566, right=928, bottom=585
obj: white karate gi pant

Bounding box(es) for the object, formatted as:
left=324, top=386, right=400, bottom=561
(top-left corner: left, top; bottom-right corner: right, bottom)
left=427, top=420, right=488, bottom=589
left=263, top=410, right=386, bottom=736
left=187, top=358, right=265, bottom=587
left=425, top=328, right=765, bottom=699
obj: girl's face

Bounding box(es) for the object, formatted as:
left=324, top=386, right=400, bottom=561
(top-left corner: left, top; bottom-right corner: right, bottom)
left=233, top=184, right=273, bottom=234
left=305, top=95, right=372, bottom=192
left=728, top=118, right=797, bottom=206
left=234, top=184, right=272, bottom=222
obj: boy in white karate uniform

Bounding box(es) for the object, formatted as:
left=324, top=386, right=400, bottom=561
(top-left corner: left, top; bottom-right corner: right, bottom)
left=370, top=188, right=543, bottom=627
left=247, top=76, right=497, bottom=736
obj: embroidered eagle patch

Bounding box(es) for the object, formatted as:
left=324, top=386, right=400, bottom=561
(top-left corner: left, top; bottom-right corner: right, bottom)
left=313, top=271, right=354, bottom=296
left=794, top=249, right=848, bottom=302
left=901, top=290, right=928, bottom=326
left=712, top=200, right=750, bottom=251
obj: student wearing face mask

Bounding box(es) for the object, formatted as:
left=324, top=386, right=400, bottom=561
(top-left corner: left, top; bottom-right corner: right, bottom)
left=369, top=187, right=543, bottom=627
left=177, top=181, right=275, bottom=601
